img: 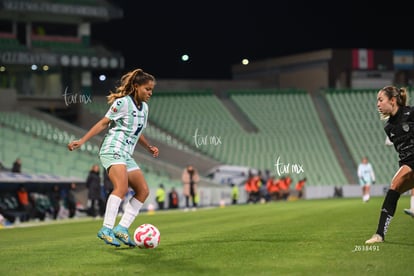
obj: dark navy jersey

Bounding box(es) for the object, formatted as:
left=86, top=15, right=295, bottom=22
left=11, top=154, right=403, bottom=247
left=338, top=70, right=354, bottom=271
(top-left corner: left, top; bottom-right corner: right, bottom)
left=384, top=106, right=414, bottom=166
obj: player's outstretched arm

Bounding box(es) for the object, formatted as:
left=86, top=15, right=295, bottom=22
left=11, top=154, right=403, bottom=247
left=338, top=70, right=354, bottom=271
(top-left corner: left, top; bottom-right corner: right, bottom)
left=67, top=117, right=111, bottom=151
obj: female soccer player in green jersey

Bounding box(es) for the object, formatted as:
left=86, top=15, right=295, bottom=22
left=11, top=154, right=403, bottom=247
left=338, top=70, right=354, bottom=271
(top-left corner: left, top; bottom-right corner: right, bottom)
left=68, top=68, right=159, bottom=247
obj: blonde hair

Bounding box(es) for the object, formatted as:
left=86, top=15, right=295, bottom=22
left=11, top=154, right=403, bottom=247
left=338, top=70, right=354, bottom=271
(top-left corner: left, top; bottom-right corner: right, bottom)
left=378, top=86, right=409, bottom=120
left=107, top=68, right=155, bottom=104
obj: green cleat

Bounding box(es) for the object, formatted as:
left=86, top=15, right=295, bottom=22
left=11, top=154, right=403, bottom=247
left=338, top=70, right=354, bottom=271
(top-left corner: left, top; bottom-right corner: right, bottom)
left=113, top=225, right=136, bottom=247
left=97, top=226, right=121, bottom=247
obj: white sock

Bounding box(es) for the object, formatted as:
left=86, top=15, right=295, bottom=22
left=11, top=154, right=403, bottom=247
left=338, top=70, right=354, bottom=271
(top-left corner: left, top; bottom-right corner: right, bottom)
left=411, top=196, right=414, bottom=209
left=102, top=194, right=122, bottom=229
left=119, top=197, right=143, bottom=229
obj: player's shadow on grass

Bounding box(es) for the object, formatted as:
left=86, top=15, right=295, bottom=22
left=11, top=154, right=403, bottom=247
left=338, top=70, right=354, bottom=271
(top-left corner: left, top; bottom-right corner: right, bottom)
left=115, top=246, right=137, bottom=250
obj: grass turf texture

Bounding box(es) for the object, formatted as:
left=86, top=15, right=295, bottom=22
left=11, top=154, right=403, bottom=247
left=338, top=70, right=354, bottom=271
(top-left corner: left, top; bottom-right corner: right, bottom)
left=0, top=196, right=413, bottom=275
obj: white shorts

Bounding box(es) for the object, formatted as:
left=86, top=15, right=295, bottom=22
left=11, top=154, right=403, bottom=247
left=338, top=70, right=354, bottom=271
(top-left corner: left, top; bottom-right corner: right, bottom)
left=99, top=152, right=140, bottom=172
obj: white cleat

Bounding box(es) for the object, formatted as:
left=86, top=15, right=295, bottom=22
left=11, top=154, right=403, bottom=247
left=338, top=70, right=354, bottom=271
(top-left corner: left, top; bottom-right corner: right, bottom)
left=403, top=209, right=414, bottom=218
left=365, top=234, right=383, bottom=244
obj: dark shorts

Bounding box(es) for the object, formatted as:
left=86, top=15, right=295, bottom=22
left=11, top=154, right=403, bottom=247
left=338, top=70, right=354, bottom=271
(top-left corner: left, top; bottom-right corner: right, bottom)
left=399, top=160, right=414, bottom=170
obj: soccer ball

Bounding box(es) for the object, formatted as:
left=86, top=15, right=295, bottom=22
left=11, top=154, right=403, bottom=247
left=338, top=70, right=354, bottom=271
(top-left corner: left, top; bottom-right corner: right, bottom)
left=133, top=223, right=160, bottom=249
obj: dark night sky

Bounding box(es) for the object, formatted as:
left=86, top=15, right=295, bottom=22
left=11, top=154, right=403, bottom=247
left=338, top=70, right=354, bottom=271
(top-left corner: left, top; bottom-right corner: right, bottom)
left=92, top=0, right=413, bottom=79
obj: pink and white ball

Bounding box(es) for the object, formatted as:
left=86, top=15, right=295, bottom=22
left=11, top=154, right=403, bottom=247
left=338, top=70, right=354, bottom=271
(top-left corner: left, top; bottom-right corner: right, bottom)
left=133, top=223, right=161, bottom=249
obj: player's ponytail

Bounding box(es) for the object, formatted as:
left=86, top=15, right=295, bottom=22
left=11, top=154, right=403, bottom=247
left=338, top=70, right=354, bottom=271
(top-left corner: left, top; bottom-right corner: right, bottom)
left=398, top=87, right=409, bottom=107
left=107, top=69, right=155, bottom=104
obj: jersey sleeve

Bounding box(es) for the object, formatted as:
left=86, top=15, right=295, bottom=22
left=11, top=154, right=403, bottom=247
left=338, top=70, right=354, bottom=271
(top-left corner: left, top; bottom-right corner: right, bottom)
left=105, top=98, right=127, bottom=121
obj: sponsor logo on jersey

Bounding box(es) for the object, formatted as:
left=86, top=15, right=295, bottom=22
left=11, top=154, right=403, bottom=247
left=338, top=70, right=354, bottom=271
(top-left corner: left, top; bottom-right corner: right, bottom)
left=402, top=123, right=410, bottom=132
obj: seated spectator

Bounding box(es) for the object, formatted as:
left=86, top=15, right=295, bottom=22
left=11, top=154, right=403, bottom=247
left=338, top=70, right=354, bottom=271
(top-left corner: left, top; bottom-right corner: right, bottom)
left=284, top=175, right=293, bottom=200
left=0, top=192, right=25, bottom=223
left=278, top=176, right=291, bottom=200
left=266, top=175, right=280, bottom=201
left=244, top=171, right=260, bottom=203
left=11, top=158, right=22, bottom=173
left=295, top=177, right=307, bottom=199
left=31, top=193, right=52, bottom=221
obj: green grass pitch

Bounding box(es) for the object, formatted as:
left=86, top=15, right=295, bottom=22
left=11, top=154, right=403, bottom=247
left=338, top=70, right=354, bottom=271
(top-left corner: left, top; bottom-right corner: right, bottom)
left=0, top=196, right=413, bottom=275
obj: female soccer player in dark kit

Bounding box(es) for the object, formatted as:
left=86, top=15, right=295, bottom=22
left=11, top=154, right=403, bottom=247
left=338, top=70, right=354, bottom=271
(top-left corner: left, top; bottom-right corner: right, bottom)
left=366, top=86, right=414, bottom=244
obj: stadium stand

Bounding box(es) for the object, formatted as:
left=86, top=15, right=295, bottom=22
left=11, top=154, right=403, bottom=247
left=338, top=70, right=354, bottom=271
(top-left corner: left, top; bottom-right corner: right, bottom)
left=228, top=89, right=348, bottom=186
left=0, top=111, right=182, bottom=189
left=0, top=32, right=26, bottom=51
left=83, top=89, right=349, bottom=186
left=31, top=34, right=96, bottom=55
left=3, top=85, right=402, bottom=189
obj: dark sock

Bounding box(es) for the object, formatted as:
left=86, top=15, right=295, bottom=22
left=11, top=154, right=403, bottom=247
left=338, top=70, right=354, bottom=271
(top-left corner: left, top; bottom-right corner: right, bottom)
left=376, top=189, right=400, bottom=239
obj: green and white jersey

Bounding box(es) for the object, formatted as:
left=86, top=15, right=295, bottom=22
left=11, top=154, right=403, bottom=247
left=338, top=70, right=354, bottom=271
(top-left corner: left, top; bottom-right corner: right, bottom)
left=99, top=95, right=148, bottom=156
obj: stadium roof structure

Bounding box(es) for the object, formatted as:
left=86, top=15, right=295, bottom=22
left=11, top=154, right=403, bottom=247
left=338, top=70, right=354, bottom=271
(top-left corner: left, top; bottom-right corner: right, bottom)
left=0, top=0, right=123, bottom=23
left=0, top=0, right=124, bottom=70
